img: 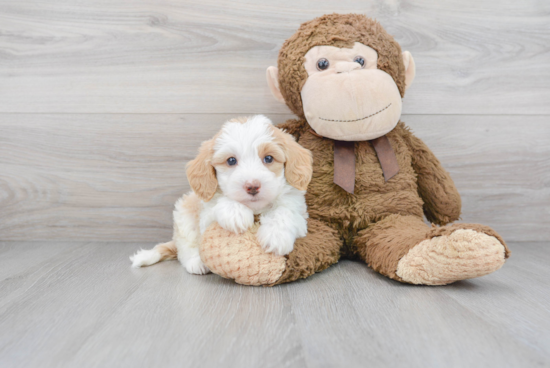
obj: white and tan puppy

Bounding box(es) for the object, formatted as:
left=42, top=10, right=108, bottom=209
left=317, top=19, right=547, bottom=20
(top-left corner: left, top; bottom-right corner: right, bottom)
left=130, top=115, right=312, bottom=274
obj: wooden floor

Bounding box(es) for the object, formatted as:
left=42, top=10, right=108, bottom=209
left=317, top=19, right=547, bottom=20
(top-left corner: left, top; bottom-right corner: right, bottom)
left=0, top=241, right=548, bottom=368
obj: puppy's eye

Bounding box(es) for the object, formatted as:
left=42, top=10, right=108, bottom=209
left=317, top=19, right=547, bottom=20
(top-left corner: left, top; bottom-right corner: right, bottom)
left=316, top=58, right=329, bottom=71
left=227, top=157, right=237, bottom=166
left=353, top=56, right=365, bottom=68
left=263, top=155, right=274, bottom=164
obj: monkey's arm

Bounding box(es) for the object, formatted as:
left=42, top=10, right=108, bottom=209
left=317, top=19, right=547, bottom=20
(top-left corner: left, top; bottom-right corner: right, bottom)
left=400, top=124, right=461, bottom=225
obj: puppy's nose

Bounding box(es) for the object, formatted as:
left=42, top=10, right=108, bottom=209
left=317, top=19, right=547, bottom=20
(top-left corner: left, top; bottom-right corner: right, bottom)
left=244, top=180, right=261, bottom=196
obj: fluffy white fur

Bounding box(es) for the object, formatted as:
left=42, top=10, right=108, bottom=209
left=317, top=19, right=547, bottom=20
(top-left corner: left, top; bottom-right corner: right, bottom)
left=130, top=115, right=309, bottom=274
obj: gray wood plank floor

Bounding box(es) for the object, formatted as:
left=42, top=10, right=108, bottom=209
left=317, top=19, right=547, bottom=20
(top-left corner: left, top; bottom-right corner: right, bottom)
left=0, top=241, right=548, bottom=368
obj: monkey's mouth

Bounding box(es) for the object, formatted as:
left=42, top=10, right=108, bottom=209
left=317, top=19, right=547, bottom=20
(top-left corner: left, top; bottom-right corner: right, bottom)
left=318, top=103, right=392, bottom=123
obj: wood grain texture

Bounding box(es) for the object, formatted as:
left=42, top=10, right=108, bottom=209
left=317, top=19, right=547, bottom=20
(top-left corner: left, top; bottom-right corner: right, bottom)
left=0, top=113, right=289, bottom=241
left=1, top=113, right=548, bottom=242
left=0, top=241, right=548, bottom=368
left=0, top=0, right=548, bottom=114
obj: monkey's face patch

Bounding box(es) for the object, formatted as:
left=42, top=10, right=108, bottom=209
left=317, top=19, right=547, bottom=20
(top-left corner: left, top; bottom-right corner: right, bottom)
left=301, top=42, right=403, bottom=141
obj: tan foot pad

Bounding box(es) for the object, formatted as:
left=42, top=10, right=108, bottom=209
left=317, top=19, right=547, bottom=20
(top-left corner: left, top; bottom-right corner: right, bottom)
left=396, top=229, right=506, bottom=285
left=200, top=223, right=286, bottom=286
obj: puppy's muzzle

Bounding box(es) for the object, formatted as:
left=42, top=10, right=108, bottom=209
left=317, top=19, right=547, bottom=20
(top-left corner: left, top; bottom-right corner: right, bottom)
left=244, top=180, right=261, bottom=196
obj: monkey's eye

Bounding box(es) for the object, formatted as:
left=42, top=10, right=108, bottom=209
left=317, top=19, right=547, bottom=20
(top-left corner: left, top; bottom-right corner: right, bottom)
left=316, top=58, right=330, bottom=71
left=353, top=56, right=365, bottom=68
left=227, top=157, right=237, bottom=166
left=263, top=155, right=274, bottom=164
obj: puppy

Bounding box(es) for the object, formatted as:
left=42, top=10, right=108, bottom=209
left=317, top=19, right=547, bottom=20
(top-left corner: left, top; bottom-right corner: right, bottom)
left=130, top=115, right=313, bottom=274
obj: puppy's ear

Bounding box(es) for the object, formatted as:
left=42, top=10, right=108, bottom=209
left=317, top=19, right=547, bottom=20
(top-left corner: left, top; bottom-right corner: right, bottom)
left=186, top=138, right=218, bottom=202
left=273, top=128, right=313, bottom=191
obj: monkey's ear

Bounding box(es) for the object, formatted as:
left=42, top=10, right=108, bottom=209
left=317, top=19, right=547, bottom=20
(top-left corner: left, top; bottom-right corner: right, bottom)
left=402, top=51, right=416, bottom=91
left=186, top=139, right=218, bottom=202
left=266, top=66, right=286, bottom=104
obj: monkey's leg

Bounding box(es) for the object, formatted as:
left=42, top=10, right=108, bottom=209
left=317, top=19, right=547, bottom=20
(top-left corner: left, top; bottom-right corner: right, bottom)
left=354, top=214, right=510, bottom=285
left=200, top=218, right=343, bottom=286
left=272, top=218, right=343, bottom=285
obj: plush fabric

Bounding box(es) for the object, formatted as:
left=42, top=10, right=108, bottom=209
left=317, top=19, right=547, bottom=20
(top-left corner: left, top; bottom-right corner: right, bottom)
left=277, top=13, right=407, bottom=118
left=299, top=42, right=403, bottom=141
left=396, top=229, right=507, bottom=285
left=271, top=218, right=342, bottom=285
left=199, top=13, right=510, bottom=286
left=200, top=222, right=287, bottom=286
left=291, top=122, right=427, bottom=231
left=268, top=119, right=509, bottom=285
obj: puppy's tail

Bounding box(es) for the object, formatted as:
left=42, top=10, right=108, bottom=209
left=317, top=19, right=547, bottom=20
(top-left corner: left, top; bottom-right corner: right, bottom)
left=130, top=240, right=177, bottom=268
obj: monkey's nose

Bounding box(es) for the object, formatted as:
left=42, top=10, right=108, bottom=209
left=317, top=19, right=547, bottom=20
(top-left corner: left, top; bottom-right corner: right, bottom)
left=335, top=61, right=361, bottom=73
left=244, top=180, right=261, bottom=196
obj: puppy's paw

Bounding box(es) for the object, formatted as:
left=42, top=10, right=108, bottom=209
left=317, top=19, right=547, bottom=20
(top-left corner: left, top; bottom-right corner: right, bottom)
left=184, top=256, right=211, bottom=275
left=256, top=224, right=295, bottom=256
left=130, top=249, right=161, bottom=268
left=216, top=203, right=254, bottom=234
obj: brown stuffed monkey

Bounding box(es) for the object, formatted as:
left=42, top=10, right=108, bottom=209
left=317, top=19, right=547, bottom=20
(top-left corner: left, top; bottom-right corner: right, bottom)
left=200, top=13, right=510, bottom=286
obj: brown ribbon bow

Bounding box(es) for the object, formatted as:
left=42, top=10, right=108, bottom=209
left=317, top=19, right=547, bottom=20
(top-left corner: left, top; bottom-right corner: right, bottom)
left=333, top=136, right=399, bottom=194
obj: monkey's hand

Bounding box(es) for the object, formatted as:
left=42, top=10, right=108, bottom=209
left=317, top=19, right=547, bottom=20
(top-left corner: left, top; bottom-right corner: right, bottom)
left=401, top=124, right=462, bottom=225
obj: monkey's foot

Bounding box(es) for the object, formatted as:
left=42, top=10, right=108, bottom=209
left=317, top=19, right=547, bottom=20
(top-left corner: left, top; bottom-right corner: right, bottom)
left=396, top=229, right=507, bottom=285
left=200, top=219, right=343, bottom=286
left=200, top=223, right=287, bottom=286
